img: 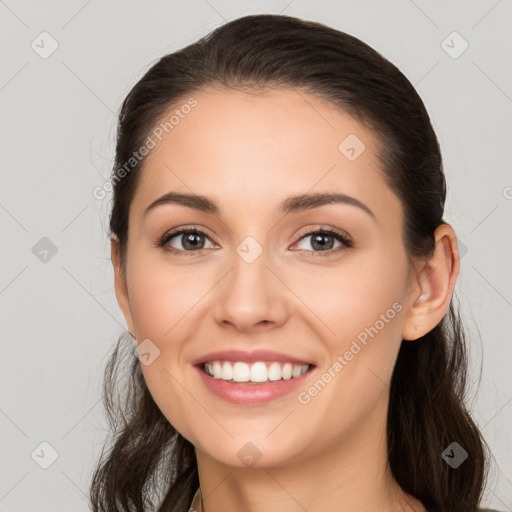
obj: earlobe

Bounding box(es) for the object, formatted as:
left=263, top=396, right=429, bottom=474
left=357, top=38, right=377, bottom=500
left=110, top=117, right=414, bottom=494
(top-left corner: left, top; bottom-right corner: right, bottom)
left=111, top=236, right=136, bottom=337
left=401, top=224, right=460, bottom=341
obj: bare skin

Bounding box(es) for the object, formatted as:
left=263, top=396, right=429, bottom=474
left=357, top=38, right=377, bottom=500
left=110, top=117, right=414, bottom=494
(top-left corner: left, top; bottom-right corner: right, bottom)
left=111, top=85, right=460, bottom=512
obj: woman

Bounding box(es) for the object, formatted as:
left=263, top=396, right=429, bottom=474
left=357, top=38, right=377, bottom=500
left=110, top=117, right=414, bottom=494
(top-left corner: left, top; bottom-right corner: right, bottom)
left=89, top=13, right=500, bottom=512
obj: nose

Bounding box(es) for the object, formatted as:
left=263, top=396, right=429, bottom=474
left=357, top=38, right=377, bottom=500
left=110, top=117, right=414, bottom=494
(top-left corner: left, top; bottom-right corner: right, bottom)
left=210, top=247, right=289, bottom=334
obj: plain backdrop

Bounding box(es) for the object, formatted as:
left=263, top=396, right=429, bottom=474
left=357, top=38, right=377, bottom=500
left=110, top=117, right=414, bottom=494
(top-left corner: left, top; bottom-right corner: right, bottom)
left=1, top=1, right=511, bottom=510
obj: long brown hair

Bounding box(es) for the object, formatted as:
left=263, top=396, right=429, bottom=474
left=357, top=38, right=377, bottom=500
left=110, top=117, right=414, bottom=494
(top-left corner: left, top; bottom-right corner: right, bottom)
left=90, top=14, right=490, bottom=512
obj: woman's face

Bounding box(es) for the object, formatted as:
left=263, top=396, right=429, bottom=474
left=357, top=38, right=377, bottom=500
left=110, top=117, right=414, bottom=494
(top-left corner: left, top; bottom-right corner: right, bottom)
left=113, top=86, right=424, bottom=468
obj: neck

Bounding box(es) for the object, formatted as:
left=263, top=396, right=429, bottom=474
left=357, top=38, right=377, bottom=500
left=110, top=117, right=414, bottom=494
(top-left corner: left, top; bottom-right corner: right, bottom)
left=194, top=396, right=427, bottom=512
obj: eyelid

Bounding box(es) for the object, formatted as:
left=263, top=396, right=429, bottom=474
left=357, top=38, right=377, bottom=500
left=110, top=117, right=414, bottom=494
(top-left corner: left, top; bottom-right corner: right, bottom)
left=156, top=224, right=353, bottom=257
left=156, top=225, right=217, bottom=250
left=294, top=224, right=351, bottom=243
left=291, top=225, right=353, bottom=257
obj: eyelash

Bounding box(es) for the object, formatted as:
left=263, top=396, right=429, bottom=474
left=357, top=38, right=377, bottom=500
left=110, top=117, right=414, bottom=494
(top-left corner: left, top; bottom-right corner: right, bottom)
left=155, top=225, right=353, bottom=258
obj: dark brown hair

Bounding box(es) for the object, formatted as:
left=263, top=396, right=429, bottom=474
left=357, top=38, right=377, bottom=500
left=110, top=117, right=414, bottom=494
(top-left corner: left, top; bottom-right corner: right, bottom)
left=90, top=13, right=490, bottom=512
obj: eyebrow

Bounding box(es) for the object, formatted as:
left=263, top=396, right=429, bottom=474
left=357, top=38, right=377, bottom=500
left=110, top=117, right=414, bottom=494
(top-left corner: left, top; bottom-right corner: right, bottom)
left=143, top=191, right=376, bottom=221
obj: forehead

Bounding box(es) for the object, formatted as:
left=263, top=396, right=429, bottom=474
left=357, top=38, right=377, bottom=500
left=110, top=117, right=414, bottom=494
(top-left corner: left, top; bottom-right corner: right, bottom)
left=130, top=86, right=400, bottom=224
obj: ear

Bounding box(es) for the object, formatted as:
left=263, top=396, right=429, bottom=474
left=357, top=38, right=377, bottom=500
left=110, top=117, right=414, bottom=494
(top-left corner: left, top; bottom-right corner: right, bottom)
left=111, top=235, right=136, bottom=338
left=401, top=223, right=460, bottom=341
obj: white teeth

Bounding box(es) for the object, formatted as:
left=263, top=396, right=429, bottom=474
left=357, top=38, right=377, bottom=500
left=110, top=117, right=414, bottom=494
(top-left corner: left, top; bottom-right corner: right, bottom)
left=282, top=362, right=293, bottom=380
left=221, top=361, right=233, bottom=380
left=212, top=361, right=222, bottom=379
left=292, top=364, right=303, bottom=378
left=233, top=362, right=250, bottom=382
left=249, top=362, right=268, bottom=382
left=268, top=362, right=282, bottom=381
left=203, top=360, right=310, bottom=383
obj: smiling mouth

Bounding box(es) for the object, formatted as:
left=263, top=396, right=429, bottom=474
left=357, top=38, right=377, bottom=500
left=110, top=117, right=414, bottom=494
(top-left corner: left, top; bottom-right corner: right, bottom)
left=199, top=360, right=314, bottom=384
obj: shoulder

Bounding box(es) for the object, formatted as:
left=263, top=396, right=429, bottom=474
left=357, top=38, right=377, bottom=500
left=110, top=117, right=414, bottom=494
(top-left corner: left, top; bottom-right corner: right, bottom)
left=479, top=508, right=506, bottom=512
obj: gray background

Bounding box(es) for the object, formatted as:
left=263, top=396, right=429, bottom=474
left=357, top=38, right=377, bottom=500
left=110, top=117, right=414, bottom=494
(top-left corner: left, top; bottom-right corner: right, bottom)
left=1, top=1, right=511, bottom=510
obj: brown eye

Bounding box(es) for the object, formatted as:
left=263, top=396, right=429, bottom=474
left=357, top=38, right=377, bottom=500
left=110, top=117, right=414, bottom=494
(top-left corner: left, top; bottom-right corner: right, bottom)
left=293, top=227, right=353, bottom=258
left=157, top=227, right=215, bottom=254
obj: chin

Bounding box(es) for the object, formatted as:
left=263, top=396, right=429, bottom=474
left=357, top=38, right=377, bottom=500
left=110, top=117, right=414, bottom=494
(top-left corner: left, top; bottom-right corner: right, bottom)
left=195, top=433, right=308, bottom=470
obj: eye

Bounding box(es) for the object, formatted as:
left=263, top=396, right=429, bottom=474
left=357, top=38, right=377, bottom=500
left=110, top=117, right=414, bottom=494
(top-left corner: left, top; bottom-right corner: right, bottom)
left=156, top=226, right=216, bottom=255
left=292, top=227, right=353, bottom=258
left=156, top=225, right=353, bottom=258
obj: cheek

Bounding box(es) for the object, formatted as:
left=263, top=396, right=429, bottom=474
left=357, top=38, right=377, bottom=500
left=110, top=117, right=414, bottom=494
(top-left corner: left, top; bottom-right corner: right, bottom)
left=293, top=266, right=405, bottom=445
left=292, top=255, right=406, bottom=343
left=126, top=259, right=204, bottom=437
left=298, top=252, right=407, bottom=401
left=126, top=255, right=210, bottom=340
left=128, top=277, right=175, bottom=340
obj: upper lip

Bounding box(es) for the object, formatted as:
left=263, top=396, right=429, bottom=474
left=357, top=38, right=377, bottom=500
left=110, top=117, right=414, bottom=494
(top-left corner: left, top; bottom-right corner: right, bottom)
left=191, top=349, right=315, bottom=366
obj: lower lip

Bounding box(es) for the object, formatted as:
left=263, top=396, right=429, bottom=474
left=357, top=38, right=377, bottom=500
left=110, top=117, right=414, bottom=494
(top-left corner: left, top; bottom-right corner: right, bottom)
left=194, top=364, right=315, bottom=405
